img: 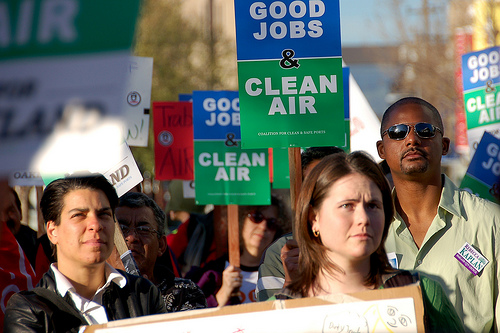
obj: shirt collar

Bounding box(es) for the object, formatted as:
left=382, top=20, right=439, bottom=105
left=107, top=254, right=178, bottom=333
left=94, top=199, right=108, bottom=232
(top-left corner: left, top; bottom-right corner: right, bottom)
left=390, top=174, right=461, bottom=231
left=437, top=174, right=462, bottom=218
left=51, top=262, right=127, bottom=299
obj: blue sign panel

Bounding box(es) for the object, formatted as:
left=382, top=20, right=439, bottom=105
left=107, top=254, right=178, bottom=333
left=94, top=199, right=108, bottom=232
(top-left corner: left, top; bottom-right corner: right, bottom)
left=234, top=0, right=341, bottom=60
left=192, top=91, right=241, bottom=140
left=462, top=45, right=499, bottom=92
left=464, top=131, right=500, bottom=186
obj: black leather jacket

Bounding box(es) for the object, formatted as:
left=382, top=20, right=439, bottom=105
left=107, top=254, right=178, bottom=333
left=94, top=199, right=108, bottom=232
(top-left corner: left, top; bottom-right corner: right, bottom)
left=4, top=268, right=167, bottom=333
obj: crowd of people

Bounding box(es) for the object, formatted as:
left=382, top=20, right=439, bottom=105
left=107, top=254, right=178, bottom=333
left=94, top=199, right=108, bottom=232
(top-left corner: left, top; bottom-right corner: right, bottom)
left=1, top=97, right=498, bottom=332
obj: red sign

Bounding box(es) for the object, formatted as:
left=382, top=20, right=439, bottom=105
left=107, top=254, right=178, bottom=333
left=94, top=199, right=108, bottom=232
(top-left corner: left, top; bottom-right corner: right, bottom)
left=454, top=29, right=473, bottom=153
left=153, top=102, right=194, bottom=180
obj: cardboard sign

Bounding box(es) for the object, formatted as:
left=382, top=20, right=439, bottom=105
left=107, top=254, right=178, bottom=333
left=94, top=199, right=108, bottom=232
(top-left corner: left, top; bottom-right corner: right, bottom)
left=101, top=142, right=143, bottom=197
left=460, top=131, right=500, bottom=203
left=39, top=140, right=143, bottom=198
left=123, top=57, right=153, bottom=147
left=153, top=101, right=194, bottom=180
left=234, top=0, right=344, bottom=149
left=182, top=180, right=196, bottom=198
left=192, top=91, right=270, bottom=205
left=462, top=46, right=500, bottom=157
left=0, top=0, right=140, bottom=175
left=86, top=285, right=425, bottom=333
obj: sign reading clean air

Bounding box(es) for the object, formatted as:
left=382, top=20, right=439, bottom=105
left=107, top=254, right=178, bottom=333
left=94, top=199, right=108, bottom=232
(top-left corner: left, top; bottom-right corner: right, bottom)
left=234, top=0, right=344, bottom=149
left=192, top=91, right=270, bottom=205
left=462, top=45, right=500, bottom=157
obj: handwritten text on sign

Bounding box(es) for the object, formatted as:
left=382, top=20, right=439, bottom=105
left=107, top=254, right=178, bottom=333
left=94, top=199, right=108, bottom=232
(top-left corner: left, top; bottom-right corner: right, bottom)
left=153, top=101, right=194, bottom=180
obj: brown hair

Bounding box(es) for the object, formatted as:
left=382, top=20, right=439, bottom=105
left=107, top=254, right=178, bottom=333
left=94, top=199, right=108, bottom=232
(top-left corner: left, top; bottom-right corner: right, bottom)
left=288, top=151, right=394, bottom=296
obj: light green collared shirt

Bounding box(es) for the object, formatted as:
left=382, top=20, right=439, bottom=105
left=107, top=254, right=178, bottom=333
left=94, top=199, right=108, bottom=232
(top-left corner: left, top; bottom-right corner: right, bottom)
left=385, top=175, right=500, bottom=333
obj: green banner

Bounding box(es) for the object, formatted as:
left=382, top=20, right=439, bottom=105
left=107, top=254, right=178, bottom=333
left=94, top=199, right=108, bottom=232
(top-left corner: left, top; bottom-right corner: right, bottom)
left=238, top=57, right=344, bottom=148
left=463, top=86, right=500, bottom=130
left=194, top=141, right=270, bottom=205
left=1, top=0, right=140, bottom=59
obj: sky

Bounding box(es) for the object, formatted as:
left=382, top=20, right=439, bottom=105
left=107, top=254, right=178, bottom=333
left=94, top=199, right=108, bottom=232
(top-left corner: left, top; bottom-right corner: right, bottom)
left=340, top=0, right=390, bottom=46
left=339, top=0, right=449, bottom=47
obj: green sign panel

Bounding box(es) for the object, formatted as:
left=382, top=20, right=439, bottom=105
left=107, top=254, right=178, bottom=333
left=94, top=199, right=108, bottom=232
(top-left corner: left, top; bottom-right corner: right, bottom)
left=463, top=87, right=500, bottom=130
left=238, top=57, right=344, bottom=148
left=0, top=0, right=140, bottom=59
left=271, top=147, right=290, bottom=189
left=194, top=140, right=271, bottom=205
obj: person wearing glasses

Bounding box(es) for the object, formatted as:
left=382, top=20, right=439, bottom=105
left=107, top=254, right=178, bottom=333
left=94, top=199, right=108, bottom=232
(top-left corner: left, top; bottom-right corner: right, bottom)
left=376, top=97, right=500, bottom=332
left=186, top=195, right=290, bottom=307
left=114, top=192, right=207, bottom=312
left=4, top=174, right=166, bottom=333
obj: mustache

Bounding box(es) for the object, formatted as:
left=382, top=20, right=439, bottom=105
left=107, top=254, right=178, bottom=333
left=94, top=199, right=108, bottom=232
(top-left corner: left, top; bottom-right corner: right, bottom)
left=402, top=147, right=427, bottom=159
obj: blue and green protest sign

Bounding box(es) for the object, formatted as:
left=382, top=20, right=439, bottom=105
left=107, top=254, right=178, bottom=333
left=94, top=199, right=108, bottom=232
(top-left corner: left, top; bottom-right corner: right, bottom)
left=234, top=0, right=344, bottom=149
left=462, top=46, right=500, bottom=156
left=192, top=91, right=270, bottom=205
left=460, top=131, right=500, bottom=204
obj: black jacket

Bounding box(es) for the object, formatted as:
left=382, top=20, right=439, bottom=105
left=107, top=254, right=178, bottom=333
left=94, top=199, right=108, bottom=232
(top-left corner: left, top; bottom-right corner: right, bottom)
left=4, top=268, right=166, bottom=333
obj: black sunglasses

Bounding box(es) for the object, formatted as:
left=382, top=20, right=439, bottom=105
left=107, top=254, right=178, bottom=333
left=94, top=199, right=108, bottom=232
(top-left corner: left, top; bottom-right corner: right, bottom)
left=247, top=211, right=280, bottom=231
left=382, top=122, right=442, bottom=140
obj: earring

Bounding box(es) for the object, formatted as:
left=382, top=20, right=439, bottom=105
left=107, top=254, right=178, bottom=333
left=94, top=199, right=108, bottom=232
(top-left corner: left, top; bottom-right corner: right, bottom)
left=313, top=229, right=319, bottom=237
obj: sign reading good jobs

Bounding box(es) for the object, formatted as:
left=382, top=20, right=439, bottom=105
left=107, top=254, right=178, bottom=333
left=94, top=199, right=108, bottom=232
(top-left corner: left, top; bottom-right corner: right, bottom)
left=234, top=0, right=344, bottom=148
left=193, top=91, right=270, bottom=205
left=462, top=45, right=500, bottom=156
left=460, top=131, right=500, bottom=204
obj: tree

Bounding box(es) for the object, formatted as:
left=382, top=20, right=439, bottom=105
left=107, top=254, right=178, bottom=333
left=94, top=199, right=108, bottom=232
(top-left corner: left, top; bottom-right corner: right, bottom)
left=130, top=0, right=236, bottom=174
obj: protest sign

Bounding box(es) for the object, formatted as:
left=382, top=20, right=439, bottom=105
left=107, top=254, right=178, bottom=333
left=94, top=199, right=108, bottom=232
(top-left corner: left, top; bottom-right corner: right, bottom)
left=234, top=0, right=344, bottom=149
left=460, top=131, right=500, bottom=203
left=86, top=285, right=424, bottom=333
left=38, top=140, right=143, bottom=198
left=462, top=45, right=500, bottom=157
left=153, top=101, right=194, bottom=180
left=9, top=170, right=44, bottom=187
left=193, top=91, right=270, bottom=205
left=123, top=57, right=153, bottom=147
left=0, top=0, right=140, bottom=175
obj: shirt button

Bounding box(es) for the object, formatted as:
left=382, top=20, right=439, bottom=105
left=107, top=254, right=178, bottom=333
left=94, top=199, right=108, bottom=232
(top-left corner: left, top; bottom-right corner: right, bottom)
left=417, top=260, right=422, bottom=265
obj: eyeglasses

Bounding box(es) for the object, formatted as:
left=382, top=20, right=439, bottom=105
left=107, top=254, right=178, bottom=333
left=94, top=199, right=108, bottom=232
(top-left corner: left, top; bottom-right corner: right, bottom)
left=120, top=224, right=161, bottom=238
left=247, top=211, right=280, bottom=231
left=382, top=122, right=442, bottom=140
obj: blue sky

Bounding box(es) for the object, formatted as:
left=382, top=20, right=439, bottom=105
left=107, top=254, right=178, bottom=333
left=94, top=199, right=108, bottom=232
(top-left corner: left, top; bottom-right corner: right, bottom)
left=340, top=0, right=389, bottom=46
left=340, top=0, right=448, bottom=46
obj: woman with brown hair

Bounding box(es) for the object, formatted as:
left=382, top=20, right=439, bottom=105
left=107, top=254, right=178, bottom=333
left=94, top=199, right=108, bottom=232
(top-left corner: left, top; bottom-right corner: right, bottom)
left=274, top=151, right=463, bottom=332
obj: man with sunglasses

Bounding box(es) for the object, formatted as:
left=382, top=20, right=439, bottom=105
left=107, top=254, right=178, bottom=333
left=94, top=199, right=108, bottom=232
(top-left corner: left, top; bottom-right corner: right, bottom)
left=377, top=97, right=500, bottom=332
left=114, top=192, right=207, bottom=312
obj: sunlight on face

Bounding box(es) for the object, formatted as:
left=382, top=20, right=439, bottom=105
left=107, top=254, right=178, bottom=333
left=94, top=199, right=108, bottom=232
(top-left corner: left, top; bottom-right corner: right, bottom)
left=311, top=173, right=385, bottom=266
left=48, top=189, right=115, bottom=270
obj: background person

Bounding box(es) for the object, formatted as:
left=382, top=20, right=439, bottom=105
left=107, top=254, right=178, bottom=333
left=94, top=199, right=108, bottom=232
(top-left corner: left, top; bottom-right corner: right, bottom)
left=114, top=192, right=207, bottom=312
left=376, top=96, right=500, bottom=332
left=274, top=152, right=463, bottom=332
left=1, top=187, right=53, bottom=273
left=187, top=195, right=290, bottom=307
left=4, top=174, right=166, bottom=332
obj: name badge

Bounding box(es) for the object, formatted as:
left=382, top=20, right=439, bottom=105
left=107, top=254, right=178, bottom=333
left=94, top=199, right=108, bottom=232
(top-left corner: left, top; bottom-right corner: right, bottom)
left=454, top=242, right=489, bottom=276
left=387, top=252, right=398, bottom=269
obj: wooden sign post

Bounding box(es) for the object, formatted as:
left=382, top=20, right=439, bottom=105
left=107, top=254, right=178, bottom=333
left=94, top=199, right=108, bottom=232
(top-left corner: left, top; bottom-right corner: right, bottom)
left=227, top=204, right=240, bottom=268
